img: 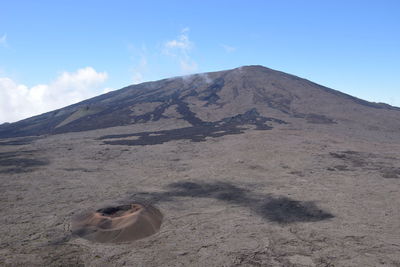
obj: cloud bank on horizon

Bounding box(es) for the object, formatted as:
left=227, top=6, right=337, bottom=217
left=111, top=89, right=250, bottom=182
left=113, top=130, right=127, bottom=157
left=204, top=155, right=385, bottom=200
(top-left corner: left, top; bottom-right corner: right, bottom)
left=0, top=67, right=111, bottom=123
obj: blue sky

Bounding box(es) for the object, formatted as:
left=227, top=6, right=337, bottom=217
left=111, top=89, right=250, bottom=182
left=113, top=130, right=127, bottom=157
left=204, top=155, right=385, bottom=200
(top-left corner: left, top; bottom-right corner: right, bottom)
left=0, top=0, right=399, bottom=122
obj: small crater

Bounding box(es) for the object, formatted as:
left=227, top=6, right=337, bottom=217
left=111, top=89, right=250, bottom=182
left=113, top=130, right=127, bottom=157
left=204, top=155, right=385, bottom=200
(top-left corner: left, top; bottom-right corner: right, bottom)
left=72, top=203, right=163, bottom=243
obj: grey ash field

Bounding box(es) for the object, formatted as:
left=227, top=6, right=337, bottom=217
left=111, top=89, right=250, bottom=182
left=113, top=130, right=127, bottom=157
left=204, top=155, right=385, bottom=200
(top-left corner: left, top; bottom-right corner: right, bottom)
left=1, top=66, right=400, bottom=266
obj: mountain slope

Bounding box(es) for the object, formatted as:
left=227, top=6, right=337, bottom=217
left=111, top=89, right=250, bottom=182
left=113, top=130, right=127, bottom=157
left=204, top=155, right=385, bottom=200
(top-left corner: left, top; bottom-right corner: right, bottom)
left=1, top=65, right=399, bottom=139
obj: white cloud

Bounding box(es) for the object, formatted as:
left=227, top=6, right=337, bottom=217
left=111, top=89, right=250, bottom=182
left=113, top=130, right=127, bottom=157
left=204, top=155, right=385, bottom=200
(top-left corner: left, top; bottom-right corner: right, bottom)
left=220, top=44, right=236, bottom=53
left=0, top=67, right=108, bottom=123
left=164, top=28, right=192, bottom=51
left=0, top=34, right=7, bottom=47
left=163, top=28, right=198, bottom=74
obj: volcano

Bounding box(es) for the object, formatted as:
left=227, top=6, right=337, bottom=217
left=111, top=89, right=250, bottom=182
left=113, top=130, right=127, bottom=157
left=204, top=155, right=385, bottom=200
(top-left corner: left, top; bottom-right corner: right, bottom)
left=1, top=65, right=399, bottom=139
left=1, top=66, right=400, bottom=266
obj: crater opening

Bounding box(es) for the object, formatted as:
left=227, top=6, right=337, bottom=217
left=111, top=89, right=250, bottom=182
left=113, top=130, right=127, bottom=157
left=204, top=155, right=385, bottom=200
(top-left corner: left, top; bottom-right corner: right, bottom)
left=72, top=203, right=163, bottom=243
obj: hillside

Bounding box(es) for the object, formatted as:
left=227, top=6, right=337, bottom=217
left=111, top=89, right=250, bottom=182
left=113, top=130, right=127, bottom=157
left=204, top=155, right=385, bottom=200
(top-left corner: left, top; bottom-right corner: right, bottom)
left=1, top=65, right=399, bottom=139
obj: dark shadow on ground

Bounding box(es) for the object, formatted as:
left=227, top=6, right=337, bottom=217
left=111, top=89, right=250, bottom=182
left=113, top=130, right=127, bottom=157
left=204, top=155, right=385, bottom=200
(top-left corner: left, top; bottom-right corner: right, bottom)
left=128, top=181, right=333, bottom=223
left=0, top=150, right=48, bottom=173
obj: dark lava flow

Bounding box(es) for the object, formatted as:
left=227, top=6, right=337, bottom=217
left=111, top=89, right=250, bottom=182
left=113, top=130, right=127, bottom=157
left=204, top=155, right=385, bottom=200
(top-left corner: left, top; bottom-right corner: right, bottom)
left=100, top=108, right=286, bottom=146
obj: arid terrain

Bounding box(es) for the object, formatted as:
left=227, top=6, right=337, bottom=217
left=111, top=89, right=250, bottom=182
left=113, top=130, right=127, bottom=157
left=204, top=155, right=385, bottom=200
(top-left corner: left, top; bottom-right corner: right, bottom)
left=1, top=66, right=400, bottom=266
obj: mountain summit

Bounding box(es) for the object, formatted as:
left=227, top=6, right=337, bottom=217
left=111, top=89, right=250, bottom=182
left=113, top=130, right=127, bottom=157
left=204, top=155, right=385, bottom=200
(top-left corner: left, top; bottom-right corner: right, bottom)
left=1, top=65, right=399, bottom=139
